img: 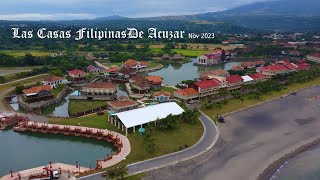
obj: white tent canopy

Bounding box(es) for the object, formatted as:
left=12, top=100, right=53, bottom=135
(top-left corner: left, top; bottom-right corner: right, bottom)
left=241, top=75, right=254, bottom=83
left=114, top=102, right=185, bottom=128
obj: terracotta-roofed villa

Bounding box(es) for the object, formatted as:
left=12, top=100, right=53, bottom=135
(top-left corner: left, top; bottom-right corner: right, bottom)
left=226, top=75, right=244, bottom=91
left=67, top=69, right=87, bottom=81
left=146, top=76, right=163, bottom=89
left=108, top=96, right=139, bottom=112
left=174, top=88, right=199, bottom=100
left=153, top=91, right=171, bottom=103
left=122, top=59, right=149, bottom=70
left=249, top=73, right=267, bottom=82
left=72, top=82, right=118, bottom=100
left=192, top=79, right=221, bottom=97
left=86, top=65, right=102, bottom=74
left=256, top=64, right=291, bottom=78
left=22, top=85, right=53, bottom=103
left=42, top=75, right=67, bottom=88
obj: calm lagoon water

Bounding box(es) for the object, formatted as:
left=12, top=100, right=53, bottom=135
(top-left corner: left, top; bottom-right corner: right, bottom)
left=148, top=59, right=240, bottom=85
left=0, top=129, right=117, bottom=176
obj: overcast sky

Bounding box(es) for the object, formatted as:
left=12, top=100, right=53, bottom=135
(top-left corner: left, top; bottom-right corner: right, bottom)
left=0, top=0, right=271, bottom=20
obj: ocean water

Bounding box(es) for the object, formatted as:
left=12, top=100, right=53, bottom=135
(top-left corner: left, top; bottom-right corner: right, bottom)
left=271, top=144, right=320, bottom=180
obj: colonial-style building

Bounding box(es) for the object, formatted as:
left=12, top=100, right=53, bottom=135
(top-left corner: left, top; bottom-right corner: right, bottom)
left=196, top=49, right=224, bottom=66
left=129, top=76, right=151, bottom=93
left=22, top=85, right=53, bottom=103
left=80, top=82, right=118, bottom=100
left=42, top=76, right=67, bottom=89
left=153, top=91, right=171, bottom=103
left=68, top=69, right=87, bottom=81
left=122, top=59, right=149, bottom=70
left=146, top=76, right=162, bottom=89
left=256, top=64, right=291, bottom=78
left=86, top=65, right=102, bottom=74
left=108, top=96, right=139, bottom=112
left=174, top=88, right=199, bottom=100
left=226, top=75, right=244, bottom=92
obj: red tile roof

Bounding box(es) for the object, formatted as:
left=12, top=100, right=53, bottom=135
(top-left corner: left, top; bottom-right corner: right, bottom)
left=175, top=88, right=198, bottom=96
left=84, top=82, right=117, bottom=89
left=297, top=63, right=310, bottom=70
left=232, top=65, right=245, bottom=71
left=108, top=97, right=138, bottom=108
left=154, top=91, right=171, bottom=97
left=226, top=75, right=244, bottom=83
left=68, top=69, right=86, bottom=75
left=43, top=76, right=64, bottom=82
left=107, top=67, right=120, bottom=73
left=195, top=80, right=220, bottom=89
left=23, top=85, right=52, bottom=95
left=259, top=65, right=289, bottom=72
left=249, top=73, right=266, bottom=80
left=123, top=59, right=138, bottom=67
left=146, top=76, right=162, bottom=84
left=86, top=65, right=96, bottom=70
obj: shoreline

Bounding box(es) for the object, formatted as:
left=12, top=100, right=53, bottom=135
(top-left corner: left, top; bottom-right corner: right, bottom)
left=257, top=136, right=320, bottom=180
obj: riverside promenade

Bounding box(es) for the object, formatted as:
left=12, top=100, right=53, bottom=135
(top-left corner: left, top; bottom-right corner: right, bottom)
left=0, top=122, right=131, bottom=180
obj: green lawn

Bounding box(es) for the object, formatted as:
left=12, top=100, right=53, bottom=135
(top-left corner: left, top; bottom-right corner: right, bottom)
left=68, top=100, right=108, bottom=115
left=0, top=50, right=55, bottom=57
left=171, top=49, right=210, bottom=57
left=152, top=86, right=177, bottom=93
left=0, top=74, right=49, bottom=92
left=49, top=113, right=203, bottom=172
left=202, top=77, right=320, bottom=120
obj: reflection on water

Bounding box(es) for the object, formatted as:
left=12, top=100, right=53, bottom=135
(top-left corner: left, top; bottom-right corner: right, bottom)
left=148, top=59, right=240, bottom=85
left=0, top=129, right=117, bottom=176
left=10, top=89, right=129, bottom=118
left=271, top=144, right=320, bottom=180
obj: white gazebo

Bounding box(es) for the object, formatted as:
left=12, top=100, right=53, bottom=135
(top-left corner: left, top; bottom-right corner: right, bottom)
left=108, top=102, right=185, bottom=135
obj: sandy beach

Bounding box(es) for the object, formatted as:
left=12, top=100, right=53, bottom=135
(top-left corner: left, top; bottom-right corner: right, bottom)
left=142, top=86, right=320, bottom=180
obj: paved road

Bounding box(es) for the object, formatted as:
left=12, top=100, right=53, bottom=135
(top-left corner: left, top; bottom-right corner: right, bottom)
left=143, top=86, right=320, bottom=180
left=79, top=112, right=218, bottom=180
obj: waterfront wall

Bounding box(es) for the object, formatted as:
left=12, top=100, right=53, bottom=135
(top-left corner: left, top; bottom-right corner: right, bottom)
left=18, top=87, right=70, bottom=112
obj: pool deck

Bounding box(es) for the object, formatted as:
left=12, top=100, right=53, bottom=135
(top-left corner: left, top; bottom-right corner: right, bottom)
left=0, top=123, right=131, bottom=180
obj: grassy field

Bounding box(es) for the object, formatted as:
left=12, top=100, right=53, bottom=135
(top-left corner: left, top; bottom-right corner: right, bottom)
left=202, top=77, right=320, bottom=120
left=68, top=100, right=108, bottom=115
left=0, top=66, right=43, bottom=76
left=49, top=113, right=203, bottom=172
left=0, top=50, right=55, bottom=57
left=0, top=74, right=49, bottom=92
left=171, top=49, right=210, bottom=57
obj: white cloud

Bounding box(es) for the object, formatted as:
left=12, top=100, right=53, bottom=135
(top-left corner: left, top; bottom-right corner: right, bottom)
left=0, top=13, right=97, bottom=21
